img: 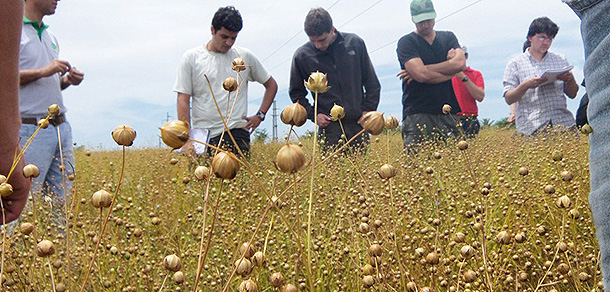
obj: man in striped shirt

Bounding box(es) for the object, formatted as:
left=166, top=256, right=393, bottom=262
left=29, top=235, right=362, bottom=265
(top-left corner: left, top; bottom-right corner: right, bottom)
left=503, top=17, right=579, bottom=135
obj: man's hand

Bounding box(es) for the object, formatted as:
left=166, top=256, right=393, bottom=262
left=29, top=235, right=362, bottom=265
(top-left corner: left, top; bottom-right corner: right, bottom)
left=65, top=67, right=84, bottom=86
left=244, top=115, right=262, bottom=132
left=523, top=77, right=548, bottom=89
left=397, top=69, right=414, bottom=84
left=317, top=113, right=332, bottom=128
left=357, top=111, right=370, bottom=124
left=447, top=48, right=456, bottom=60
left=180, top=140, right=195, bottom=157
left=42, top=59, right=71, bottom=77
left=556, top=71, right=575, bottom=83
left=508, top=112, right=516, bottom=123
left=456, top=71, right=466, bottom=79
left=1, top=151, right=30, bottom=224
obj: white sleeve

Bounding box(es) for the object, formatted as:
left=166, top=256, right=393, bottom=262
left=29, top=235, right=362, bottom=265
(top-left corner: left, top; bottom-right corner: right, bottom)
left=245, top=51, right=271, bottom=84
left=173, top=52, right=193, bottom=95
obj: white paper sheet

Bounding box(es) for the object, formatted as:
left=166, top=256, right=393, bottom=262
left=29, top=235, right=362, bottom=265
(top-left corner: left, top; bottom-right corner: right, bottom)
left=540, top=65, right=574, bottom=86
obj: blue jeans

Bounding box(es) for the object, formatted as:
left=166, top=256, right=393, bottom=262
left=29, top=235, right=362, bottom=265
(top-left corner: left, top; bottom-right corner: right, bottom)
left=565, top=0, right=610, bottom=290
left=19, top=120, right=74, bottom=208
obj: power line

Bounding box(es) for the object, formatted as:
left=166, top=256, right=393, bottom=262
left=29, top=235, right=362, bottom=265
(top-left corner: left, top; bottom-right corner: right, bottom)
left=261, top=0, right=343, bottom=63
left=370, top=0, right=485, bottom=54
left=337, top=0, right=385, bottom=29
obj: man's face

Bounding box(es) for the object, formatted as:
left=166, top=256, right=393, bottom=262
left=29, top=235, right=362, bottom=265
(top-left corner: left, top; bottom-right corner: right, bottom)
left=209, top=27, right=238, bottom=53
left=415, top=19, right=435, bottom=36
left=36, top=0, right=59, bottom=16
left=529, top=33, right=553, bottom=55
left=308, top=28, right=336, bottom=51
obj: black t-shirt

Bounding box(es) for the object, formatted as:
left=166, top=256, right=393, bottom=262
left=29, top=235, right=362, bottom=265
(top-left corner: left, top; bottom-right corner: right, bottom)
left=397, top=31, right=461, bottom=118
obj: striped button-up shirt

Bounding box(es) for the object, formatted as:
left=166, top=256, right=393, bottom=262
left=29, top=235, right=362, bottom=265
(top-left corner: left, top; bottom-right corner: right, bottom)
left=503, top=49, right=575, bottom=135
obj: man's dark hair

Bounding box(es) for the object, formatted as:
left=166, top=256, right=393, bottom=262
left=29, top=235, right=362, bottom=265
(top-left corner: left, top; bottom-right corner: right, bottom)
left=522, top=17, right=559, bottom=52
left=304, top=8, right=333, bottom=36
left=212, top=6, right=242, bottom=32
left=527, top=16, right=559, bottom=38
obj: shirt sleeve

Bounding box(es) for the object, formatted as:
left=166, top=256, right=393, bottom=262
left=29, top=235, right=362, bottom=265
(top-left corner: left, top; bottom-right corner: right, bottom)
left=289, top=52, right=315, bottom=121
left=245, top=50, right=271, bottom=84
left=359, top=38, right=381, bottom=112
left=174, top=52, right=193, bottom=95
left=396, top=35, right=419, bottom=69
left=472, top=70, right=485, bottom=89
left=502, top=60, right=519, bottom=97
left=446, top=31, right=461, bottom=50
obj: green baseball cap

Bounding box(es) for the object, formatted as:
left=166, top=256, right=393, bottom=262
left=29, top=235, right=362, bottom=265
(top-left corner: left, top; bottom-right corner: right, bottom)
left=411, top=0, right=437, bottom=23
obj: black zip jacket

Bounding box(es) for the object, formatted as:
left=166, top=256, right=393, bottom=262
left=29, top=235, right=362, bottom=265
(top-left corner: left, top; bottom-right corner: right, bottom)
left=289, top=31, right=381, bottom=123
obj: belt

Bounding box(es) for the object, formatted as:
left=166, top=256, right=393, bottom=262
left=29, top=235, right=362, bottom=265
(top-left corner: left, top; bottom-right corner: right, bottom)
left=22, top=114, right=66, bottom=127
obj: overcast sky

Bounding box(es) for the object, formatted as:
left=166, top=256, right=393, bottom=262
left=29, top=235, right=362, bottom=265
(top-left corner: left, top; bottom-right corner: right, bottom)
left=44, top=0, right=584, bottom=149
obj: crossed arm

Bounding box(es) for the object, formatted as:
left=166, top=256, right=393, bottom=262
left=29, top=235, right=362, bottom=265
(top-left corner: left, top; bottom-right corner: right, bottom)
left=398, top=48, right=467, bottom=84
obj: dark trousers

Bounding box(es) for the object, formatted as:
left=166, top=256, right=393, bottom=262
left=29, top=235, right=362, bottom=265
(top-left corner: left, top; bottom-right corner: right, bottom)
left=460, top=116, right=480, bottom=137
left=402, top=113, right=460, bottom=150
left=207, top=128, right=250, bottom=157
left=319, top=120, right=369, bottom=153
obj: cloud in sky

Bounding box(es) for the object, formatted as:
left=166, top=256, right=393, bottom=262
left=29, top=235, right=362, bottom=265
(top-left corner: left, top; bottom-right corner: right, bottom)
left=45, top=0, right=585, bottom=149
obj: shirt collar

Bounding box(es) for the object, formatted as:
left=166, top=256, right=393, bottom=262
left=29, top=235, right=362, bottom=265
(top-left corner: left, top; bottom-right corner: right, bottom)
left=23, top=17, right=49, bottom=41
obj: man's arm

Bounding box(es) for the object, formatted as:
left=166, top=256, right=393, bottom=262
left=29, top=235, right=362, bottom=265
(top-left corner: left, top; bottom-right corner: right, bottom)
left=60, top=67, right=85, bottom=90
left=558, top=71, right=579, bottom=99
left=289, top=56, right=315, bottom=120
left=426, top=48, right=467, bottom=76
left=245, top=76, right=278, bottom=131
left=402, top=57, right=455, bottom=84
left=504, top=77, right=548, bottom=105
left=20, top=59, right=71, bottom=85
left=456, top=72, right=485, bottom=102
left=360, top=42, right=381, bottom=112
left=176, top=93, right=194, bottom=155
left=1, top=0, right=30, bottom=224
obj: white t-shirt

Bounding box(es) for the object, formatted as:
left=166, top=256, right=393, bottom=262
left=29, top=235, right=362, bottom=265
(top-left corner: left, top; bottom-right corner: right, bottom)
left=174, top=45, right=271, bottom=138
left=19, top=23, right=66, bottom=117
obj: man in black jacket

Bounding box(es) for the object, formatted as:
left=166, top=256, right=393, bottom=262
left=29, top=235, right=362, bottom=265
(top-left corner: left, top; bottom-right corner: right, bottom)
left=289, top=8, right=380, bottom=151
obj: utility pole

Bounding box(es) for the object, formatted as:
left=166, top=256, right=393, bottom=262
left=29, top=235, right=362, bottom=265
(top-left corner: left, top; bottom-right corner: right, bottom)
left=160, top=112, right=172, bottom=147
left=272, top=100, right=278, bottom=142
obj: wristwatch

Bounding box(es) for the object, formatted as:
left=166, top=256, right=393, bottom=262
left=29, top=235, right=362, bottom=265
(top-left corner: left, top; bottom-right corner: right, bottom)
left=461, top=76, right=469, bottom=82
left=256, top=110, right=266, bottom=121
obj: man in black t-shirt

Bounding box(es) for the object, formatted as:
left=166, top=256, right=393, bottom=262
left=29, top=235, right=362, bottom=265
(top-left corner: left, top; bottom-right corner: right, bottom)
left=397, top=0, right=466, bottom=149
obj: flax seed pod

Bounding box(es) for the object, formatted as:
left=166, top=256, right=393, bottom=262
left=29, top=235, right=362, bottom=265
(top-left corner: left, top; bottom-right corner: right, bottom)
left=194, top=166, right=211, bottom=181
left=91, top=190, right=112, bottom=209
left=360, top=111, right=384, bottom=135
left=232, top=57, right=246, bottom=72
left=280, top=102, right=307, bottom=127
left=212, top=151, right=240, bottom=179
left=223, top=77, right=238, bottom=92
left=239, top=279, right=258, bottom=292
left=235, top=258, right=253, bottom=276
left=47, top=104, right=60, bottom=116
left=36, top=240, right=55, bottom=257
left=304, top=71, right=330, bottom=93
left=442, top=104, right=452, bottom=114
left=0, top=183, right=13, bottom=197
left=330, top=103, right=345, bottom=121
left=269, top=272, right=285, bottom=287
left=275, top=144, right=306, bottom=174
left=20, top=222, right=35, bottom=235
left=159, top=120, right=190, bottom=149
left=23, top=164, right=40, bottom=178
left=163, top=254, right=182, bottom=272
left=378, top=164, right=397, bottom=179
left=384, top=115, right=399, bottom=129
left=111, top=125, right=136, bottom=146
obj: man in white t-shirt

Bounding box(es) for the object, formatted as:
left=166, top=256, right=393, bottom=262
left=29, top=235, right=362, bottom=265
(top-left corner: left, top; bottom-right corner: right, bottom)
left=174, top=6, right=278, bottom=157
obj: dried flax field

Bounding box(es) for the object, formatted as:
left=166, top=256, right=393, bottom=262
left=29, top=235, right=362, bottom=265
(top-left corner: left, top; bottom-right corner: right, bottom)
left=2, top=127, right=602, bottom=292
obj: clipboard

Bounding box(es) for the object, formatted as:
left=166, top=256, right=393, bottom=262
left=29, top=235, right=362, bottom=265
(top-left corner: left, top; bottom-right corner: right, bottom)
left=540, top=66, right=573, bottom=86
left=175, top=128, right=209, bottom=155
